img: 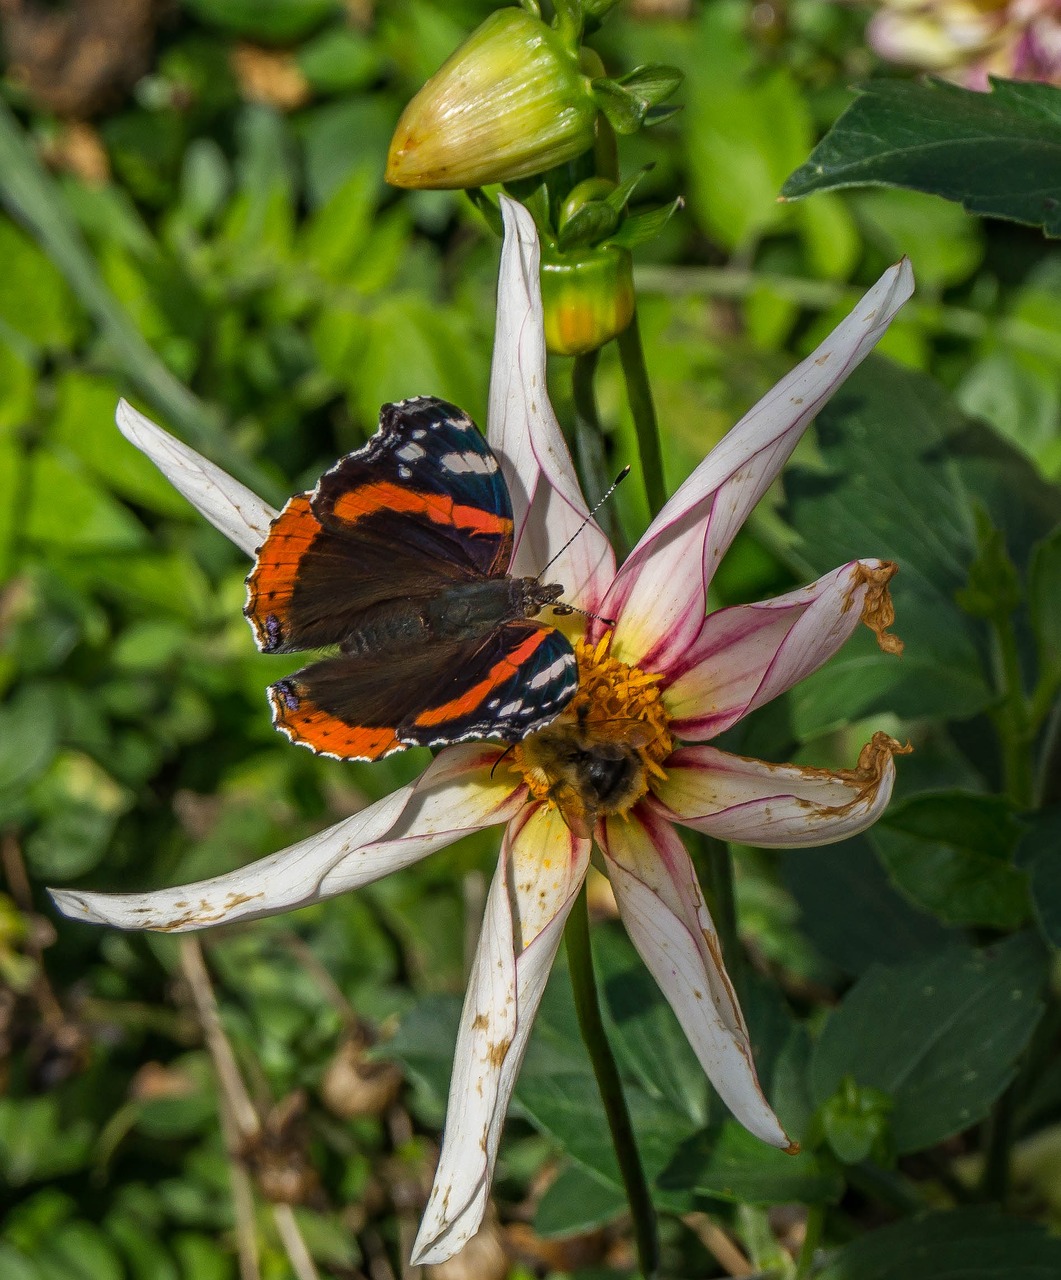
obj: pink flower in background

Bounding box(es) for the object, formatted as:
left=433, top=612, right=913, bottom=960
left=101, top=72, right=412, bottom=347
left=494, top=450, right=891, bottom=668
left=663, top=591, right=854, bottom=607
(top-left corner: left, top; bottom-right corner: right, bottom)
left=50, top=199, right=913, bottom=1265
left=866, top=0, right=1061, bottom=88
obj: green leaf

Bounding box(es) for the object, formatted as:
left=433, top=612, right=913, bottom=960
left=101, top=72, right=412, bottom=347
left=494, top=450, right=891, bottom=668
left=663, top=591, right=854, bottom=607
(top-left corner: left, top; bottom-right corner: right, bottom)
left=817, top=1210, right=1061, bottom=1280
left=614, top=64, right=683, bottom=108
left=0, top=683, right=62, bottom=794
left=297, top=27, right=384, bottom=94
left=609, top=198, right=684, bottom=249
left=781, top=78, right=1061, bottom=237
left=387, top=995, right=461, bottom=1125
left=954, top=508, right=1022, bottom=620
left=299, top=163, right=378, bottom=282
left=62, top=551, right=212, bottom=621
left=659, top=1123, right=842, bottom=1205
left=0, top=434, right=21, bottom=581
left=25, top=802, right=119, bottom=880
left=534, top=1166, right=625, bottom=1237
left=849, top=188, right=984, bottom=291
left=0, top=218, right=79, bottom=352
left=25, top=453, right=144, bottom=552
left=783, top=358, right=991, bottom=727
left=684, top=0, right=812, bottom=249
left=0, top=1096, right=95, bottom=1184
left=591, top=80, right=648, bottom=135
left=782, top=836, right=951, bottom=977
left=810, top=934, right=1047, bottom=1154
left=182, top=0, right=339, bottom=40
left=50, top=374, right=192, bottom=519
left=1029, top=525, right=1061, bottom=685
left=0, top=337, right=37, bottom=434
left=1020, top=808, right=1061, bottom=948
left=872, top=792, right=1029, bottom=929
left=557, top=201, right=621, bottom=251
left=0, top=1245, right=37, bottom=1280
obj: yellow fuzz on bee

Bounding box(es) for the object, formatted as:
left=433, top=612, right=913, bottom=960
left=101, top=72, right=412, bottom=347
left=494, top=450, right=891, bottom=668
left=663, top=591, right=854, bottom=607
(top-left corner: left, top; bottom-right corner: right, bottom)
left=511, top=635, right=674, bottom=829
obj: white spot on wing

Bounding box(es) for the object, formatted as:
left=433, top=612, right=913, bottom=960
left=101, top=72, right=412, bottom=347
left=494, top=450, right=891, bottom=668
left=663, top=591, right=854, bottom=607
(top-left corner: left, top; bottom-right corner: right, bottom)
left=441, top=450, right=498, bottom=475
left=529, top=657, right=569, bottom=689
left=398, top=443, right=426, bottom=462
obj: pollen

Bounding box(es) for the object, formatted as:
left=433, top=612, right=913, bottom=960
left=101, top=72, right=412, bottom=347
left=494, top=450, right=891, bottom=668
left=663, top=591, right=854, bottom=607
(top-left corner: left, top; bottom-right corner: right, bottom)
left=508, top=635, right=674, bottom=836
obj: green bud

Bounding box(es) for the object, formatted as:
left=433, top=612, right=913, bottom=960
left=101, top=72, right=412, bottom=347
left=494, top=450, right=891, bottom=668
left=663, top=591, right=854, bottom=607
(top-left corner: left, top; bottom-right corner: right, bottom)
left=818, top=1075, right=894, bottom=1166
left=540, top=242, right=634, bottom=356
left=386, top=9, right=598, bottom=190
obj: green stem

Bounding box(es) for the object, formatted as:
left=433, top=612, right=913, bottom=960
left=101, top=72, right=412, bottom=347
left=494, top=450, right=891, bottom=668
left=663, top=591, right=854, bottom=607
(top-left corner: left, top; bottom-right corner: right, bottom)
left=571, top=350, right=626, bottom=554
left=795, top=1203, right=825, bottom=1280
left=695, top=833, right=744, bottom=1001
left=979, top=1081, right=1016, bottom=1202
left=565, top=886, right=658, bottom=1279
left=1035, top=693, right=1061, bottom=808
left=616, top=308, right=667, bottom=518
left=991, top=614, right=1034, bottom=808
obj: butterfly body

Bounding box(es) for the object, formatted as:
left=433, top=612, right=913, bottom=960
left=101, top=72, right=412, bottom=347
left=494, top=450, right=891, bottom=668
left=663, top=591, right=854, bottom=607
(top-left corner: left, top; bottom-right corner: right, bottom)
left=336, top=576, right=564, bottom=659
left=244, top=396, right=578, bottom=761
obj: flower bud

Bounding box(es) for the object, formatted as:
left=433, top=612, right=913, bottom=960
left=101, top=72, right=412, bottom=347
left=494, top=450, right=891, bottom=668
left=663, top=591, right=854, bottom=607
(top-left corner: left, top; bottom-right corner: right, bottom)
left=540, top=242, right=634, bottom=356
left=386, top=9, right=598, bottom=190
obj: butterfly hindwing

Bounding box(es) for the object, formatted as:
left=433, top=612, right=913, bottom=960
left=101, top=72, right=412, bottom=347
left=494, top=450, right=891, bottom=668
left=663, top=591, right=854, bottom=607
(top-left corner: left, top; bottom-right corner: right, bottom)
left=269, top=622, right=577, bottom=760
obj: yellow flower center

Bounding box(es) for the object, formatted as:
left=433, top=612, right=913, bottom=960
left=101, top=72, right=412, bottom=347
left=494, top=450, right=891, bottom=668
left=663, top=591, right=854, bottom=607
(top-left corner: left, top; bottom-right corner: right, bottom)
left=509, top=635, right=674, bottom=838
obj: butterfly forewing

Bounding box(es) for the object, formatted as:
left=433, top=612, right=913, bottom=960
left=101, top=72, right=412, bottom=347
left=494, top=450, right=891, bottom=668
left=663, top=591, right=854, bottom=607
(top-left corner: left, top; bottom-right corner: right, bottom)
left=313, top=397, right=514, bottom=578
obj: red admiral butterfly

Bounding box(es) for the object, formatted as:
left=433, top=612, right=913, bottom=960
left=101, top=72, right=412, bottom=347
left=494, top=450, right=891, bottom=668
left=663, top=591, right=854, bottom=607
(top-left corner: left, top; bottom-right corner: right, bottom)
left=244, top=396, right=579, bottom=760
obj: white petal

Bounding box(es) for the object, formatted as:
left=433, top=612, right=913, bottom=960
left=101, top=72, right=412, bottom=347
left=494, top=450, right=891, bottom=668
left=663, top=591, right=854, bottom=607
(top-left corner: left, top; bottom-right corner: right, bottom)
left=651, top=734, right=907, bottom=848
left=664, top=560, right=901, bottom=741
left=49, top=746, right=523, bottom=932
left=603, top=260, right=915, bottom=673
left=412, top=803, right=590, bottom=1265
left=116, top=399, right=277, bottom=558
left=601, top=808, right=790, bottom=1148
left=489, top=198, right=615, bottom=611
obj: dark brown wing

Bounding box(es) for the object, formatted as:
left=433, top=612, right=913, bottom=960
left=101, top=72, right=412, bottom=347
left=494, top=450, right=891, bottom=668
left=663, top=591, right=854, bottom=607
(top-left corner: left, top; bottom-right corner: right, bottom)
left=268, top=622, right=577, bottom=760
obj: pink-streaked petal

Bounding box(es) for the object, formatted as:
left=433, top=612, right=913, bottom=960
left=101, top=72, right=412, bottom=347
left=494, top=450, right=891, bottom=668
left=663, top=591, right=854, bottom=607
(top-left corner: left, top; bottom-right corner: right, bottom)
left=49, top=746, right=523, bottom=932
left=412, top=803, right=590, bottom=1265
left=488, top=197, right=615, bottom=612
left=650, top=734, right=908, bottom=848
left=664, top=560, right=903, bottom=741
left=603, top=260, right=915, bottom=673
left=600, top=808, right=790, bottom=1148
left=116, top=399, right=277, bottom=558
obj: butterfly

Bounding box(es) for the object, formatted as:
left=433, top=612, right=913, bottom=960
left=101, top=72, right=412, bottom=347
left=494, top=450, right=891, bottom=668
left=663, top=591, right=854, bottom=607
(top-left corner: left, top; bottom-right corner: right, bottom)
left=244, top=396, right=579, bottom=760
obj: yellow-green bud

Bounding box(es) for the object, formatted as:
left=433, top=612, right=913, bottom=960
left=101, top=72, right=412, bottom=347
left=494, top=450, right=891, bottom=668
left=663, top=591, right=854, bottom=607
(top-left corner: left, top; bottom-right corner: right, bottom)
left=386, top=9, right=598, bottom=190
left=540, top=243, right=634, bottom=356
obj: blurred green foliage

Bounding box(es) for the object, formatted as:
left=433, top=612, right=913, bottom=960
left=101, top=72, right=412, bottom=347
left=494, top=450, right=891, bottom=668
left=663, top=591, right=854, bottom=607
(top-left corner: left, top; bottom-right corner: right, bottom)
left=1, top=1, right=1060, bottom=1277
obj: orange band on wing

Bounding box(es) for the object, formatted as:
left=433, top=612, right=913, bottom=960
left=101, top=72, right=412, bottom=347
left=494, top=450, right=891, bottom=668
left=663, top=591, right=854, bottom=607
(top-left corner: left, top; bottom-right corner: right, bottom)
left=413, top=629, right=551, bottom=729
left=269, top=683, right=402, bottom=761
left=245, top=495, right=320, bottom=646
left=328, top=481, right=509, bottom=538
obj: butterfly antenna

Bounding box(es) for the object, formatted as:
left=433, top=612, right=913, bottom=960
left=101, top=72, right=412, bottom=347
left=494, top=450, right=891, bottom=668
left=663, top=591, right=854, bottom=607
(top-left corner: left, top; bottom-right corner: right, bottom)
left=490, top=742, right=519, bottom=780
left=534, top=466, right=630, bottom=631
left=536, top=466, right=630, bottom=583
